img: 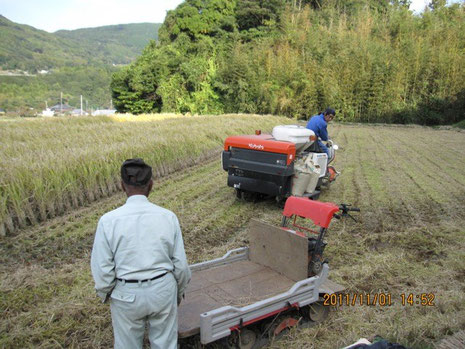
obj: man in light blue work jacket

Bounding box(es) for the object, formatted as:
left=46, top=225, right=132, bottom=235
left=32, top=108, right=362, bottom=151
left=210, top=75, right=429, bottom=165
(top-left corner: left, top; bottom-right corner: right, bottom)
left=91, top=158, right=191, bottom=349
left=306, top=107, right=336, bottom=156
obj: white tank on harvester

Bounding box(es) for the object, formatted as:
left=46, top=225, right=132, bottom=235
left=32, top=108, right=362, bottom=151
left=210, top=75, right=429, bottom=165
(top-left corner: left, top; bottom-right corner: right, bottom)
left=271, top=125, right=314, bottom=152
left=222, top=124, right=339, bottom=201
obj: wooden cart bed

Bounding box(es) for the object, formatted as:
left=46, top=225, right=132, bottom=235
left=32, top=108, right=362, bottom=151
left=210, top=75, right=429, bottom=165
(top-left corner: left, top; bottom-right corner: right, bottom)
left=178, top=259, right=296, bottom=337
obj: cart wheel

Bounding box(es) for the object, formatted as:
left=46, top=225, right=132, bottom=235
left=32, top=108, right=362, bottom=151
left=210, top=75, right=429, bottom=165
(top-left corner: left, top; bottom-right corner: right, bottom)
left=217, top=332, right=239, bottom=348
left=238, top=328, right=257, bottom=349
left=307, top=300, right=329, bottom=323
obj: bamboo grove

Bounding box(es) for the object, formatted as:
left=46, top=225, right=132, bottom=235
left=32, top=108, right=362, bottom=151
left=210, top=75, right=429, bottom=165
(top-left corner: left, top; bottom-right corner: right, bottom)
left=111, top=0, right=465, bottom=125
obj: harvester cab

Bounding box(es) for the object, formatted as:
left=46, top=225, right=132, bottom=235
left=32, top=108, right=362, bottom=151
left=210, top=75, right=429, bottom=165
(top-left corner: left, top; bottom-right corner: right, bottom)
left=222, top=125, right=339, bottom=202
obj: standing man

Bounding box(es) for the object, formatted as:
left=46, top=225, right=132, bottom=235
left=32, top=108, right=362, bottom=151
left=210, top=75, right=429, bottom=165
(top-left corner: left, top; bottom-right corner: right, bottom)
left=306, top=107, right=336, bottom=157
left=91, top=158, right=191, bottom=349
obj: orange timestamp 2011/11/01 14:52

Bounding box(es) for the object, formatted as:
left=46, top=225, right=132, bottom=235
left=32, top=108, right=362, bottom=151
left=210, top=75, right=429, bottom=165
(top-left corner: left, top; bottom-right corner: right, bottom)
left=322, top=293, right=436, bottom=307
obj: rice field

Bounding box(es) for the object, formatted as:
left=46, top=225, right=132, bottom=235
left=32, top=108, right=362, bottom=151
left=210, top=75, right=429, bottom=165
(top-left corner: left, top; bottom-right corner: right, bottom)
left=0, top=113, right=288, bottom=236
left=0, top=117, right=464, bottom=348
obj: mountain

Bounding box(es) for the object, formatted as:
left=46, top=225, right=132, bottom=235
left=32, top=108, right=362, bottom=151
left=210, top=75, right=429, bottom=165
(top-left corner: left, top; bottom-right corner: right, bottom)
left=0, top=15, right=86, bottom=71
left=55, top=23, right=161, bottom=65
left=0, top=15, right=161, bottom=113
left=0, top=15, right=161, bottom=72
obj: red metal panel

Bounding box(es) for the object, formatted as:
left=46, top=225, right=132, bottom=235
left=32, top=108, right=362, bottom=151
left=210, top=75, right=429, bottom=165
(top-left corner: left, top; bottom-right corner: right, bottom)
left=229, top=303, right=299, bottom=331
left=273, top=317, right=299, bottom=336
left=223, top=135, right=296, bottom=165
left=282, top=196, right=339, bottom=228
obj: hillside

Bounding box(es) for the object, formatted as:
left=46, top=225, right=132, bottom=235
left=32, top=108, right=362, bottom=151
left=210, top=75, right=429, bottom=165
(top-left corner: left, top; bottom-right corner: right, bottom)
left=55, top=23, right=161, bottom=65
left=0, top=15, right=90, bottom=72
left=0, top=15, right=161, bottom=112
left=0, top=15, right=160, bottom=71
left=112, top=0, right=465, bottom=125
left=0, top=66, right=115, bottom=113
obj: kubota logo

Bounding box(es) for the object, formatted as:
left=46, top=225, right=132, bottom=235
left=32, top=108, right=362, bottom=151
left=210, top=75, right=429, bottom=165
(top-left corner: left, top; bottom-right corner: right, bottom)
left=248, top=143, right=264, bottom=150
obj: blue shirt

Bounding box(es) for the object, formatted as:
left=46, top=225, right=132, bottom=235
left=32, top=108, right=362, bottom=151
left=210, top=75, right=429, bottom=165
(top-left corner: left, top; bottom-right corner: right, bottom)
left=306, top=113, right=329, bottom=141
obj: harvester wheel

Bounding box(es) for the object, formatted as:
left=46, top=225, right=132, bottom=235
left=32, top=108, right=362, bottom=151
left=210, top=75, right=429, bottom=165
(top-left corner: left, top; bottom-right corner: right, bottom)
left=327, top=166, right=338, bottom=182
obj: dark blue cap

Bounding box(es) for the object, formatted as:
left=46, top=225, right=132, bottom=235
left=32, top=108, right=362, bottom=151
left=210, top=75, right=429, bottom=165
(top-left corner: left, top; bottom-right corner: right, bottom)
left=324, top=108, right=336, bottom=116
left=121, top=158, right=152, bottom=186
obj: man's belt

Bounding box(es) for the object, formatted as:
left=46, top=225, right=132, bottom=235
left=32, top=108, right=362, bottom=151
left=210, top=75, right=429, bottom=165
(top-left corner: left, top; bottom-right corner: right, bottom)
left=117, top=272, right=167, bottom=283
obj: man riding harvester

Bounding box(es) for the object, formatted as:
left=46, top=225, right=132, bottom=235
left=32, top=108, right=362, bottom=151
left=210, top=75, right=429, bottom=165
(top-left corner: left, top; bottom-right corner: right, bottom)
left=222, top=116, right=339, bottom=202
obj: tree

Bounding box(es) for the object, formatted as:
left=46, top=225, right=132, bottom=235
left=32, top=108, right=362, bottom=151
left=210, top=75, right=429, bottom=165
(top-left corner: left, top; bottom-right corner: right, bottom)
left=158, top=0, right=236, bottom=43
left=236, top=0, right=286, bottom=30
left=429, top=0, right=446, bottom=10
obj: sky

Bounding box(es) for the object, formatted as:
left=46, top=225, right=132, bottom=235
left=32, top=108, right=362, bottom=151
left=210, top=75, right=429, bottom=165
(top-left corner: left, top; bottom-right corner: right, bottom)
left=0, top=0, right=460, bottom=33
left=0, top=0, right=185, bottom=32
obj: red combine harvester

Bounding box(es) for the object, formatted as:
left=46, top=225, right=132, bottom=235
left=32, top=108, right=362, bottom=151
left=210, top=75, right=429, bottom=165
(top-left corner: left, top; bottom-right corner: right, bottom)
left=178, top=197, right=359, bottom=348
left=222, top=125, right=339, bottom=202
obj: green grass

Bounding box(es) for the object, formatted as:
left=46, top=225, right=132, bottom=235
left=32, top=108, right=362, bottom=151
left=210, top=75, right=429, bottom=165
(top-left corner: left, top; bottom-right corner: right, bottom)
left=453, top=119, right=465, bottom=129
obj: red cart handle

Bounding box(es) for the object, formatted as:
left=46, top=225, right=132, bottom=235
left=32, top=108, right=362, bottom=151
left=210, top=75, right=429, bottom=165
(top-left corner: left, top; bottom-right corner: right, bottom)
left=282, top=196, right=340, bottom=229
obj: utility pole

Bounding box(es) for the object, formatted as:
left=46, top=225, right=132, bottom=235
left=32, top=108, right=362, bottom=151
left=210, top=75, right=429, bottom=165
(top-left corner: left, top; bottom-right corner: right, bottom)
left=86, top=100, right=88, bottom=114
left=80, top=95, right=83, bottom=116
left=60, top=92, right=63, bottom=113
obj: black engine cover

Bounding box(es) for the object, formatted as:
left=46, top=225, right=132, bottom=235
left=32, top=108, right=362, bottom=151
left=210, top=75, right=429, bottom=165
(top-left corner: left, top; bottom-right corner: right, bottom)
left=222, top=148, right=294, bottom=196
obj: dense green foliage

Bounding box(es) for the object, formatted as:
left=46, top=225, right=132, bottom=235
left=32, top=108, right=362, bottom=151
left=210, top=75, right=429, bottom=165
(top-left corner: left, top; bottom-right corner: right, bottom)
left=0, top=16, right=160, bottom=112
left=0, top=67, right=114, bottom=113
left=453, top=119, right=465, bottom=129
left=111, top=0, right=465, bottom=125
